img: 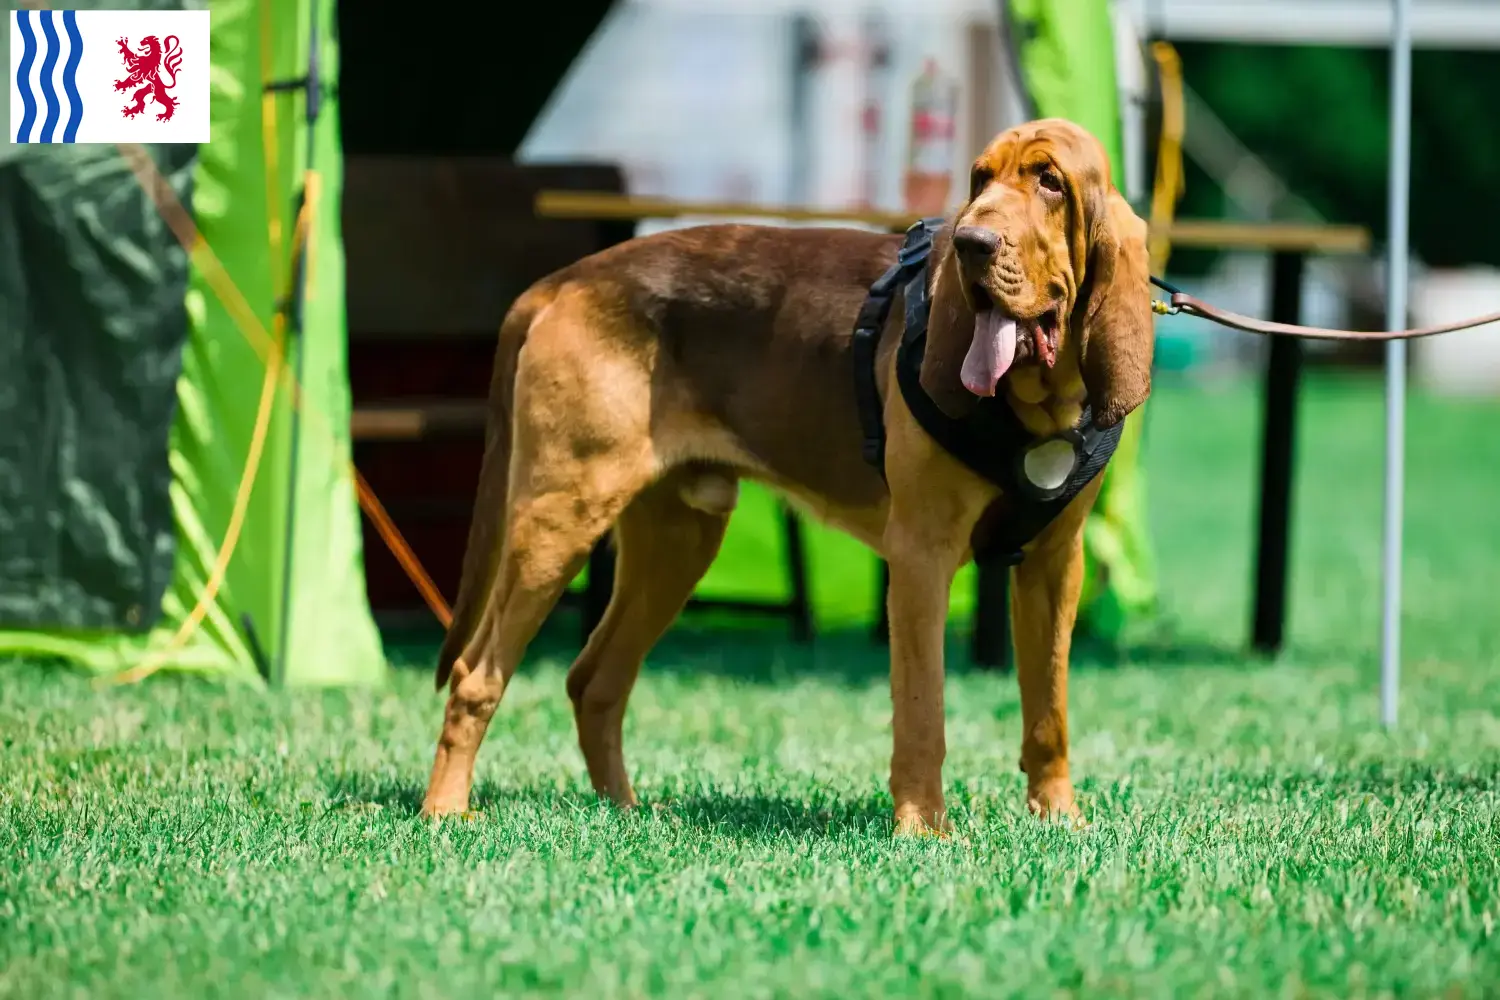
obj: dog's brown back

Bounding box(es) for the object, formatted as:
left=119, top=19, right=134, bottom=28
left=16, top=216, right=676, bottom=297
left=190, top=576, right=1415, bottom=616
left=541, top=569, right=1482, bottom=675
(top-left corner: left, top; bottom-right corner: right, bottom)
left=538, top=223, right=907, bottom=505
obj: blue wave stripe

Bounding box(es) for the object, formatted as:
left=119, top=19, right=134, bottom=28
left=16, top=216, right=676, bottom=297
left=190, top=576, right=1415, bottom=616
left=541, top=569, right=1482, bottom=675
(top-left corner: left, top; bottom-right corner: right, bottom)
left=14, top=12, right=38, bottom=143
left=37, top=10, right=61, bottom=143
left=60, top=10, right=83, bottom=143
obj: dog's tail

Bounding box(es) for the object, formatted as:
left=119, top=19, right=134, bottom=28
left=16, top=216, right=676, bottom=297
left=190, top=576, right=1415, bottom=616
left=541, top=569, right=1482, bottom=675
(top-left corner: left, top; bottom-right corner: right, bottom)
left=434, top=282, right=554, bottom=690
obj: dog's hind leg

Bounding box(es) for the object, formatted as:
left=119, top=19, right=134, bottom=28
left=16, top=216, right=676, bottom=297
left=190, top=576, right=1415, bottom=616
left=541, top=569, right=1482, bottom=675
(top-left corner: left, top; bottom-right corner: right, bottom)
left=565, top=466, right=736, bottom=806
left=421, top=288, right=656, bottom=819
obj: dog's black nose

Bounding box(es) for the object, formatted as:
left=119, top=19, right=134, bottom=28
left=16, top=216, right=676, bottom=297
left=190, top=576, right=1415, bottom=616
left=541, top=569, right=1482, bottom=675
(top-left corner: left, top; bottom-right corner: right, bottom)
left=952, top=225, right=1001, bottom=261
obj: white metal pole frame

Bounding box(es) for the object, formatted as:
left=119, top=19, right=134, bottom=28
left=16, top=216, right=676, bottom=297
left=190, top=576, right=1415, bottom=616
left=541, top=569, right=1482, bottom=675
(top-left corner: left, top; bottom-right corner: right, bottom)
left=1381, top=0, right=1412, bottom=728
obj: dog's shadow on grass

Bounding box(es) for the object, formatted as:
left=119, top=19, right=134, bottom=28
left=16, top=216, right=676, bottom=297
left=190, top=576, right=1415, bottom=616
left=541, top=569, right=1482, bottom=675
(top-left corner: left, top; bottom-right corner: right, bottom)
left=382, top=615, right=896, bottom=686
left=382, top=611, right=1334, bottom=690
left=324, top=769, right=892, bottom=841
left=642, top=788, right=893, bottom=839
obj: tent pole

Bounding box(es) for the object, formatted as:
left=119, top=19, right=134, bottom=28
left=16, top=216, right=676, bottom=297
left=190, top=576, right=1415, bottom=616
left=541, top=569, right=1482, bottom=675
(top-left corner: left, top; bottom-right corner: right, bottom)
left=996, top=0, right=1038, bottom=120
left=274, top=0, right=322, bottom=685
left=1380, top=0, right=1411, bottom=728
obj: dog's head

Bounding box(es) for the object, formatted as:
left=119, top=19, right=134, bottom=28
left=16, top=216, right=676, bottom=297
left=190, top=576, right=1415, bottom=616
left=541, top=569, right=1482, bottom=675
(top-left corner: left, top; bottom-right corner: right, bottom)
left=939, top=118, right=1154, bottom=428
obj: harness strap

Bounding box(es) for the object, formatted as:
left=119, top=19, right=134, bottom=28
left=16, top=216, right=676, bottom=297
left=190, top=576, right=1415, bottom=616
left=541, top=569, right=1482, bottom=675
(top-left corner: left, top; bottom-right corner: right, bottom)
left=850, top=265, right=901, bottom=471
left=977, top=417, right=1122, bottom=565
left=853, top=216, right=1124, bottom=567
left=850, top=218, right=944, bottom=473
left=893, top=329, right=1122, bottom=565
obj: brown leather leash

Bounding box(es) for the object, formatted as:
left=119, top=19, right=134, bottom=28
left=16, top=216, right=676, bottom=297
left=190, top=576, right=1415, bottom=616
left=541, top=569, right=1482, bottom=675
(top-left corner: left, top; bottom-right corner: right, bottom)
left=1149, top=275, right=1500, bottom=341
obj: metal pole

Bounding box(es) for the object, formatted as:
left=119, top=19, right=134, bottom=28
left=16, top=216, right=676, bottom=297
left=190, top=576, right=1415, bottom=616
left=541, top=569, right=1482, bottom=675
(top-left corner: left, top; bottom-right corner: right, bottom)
left=1380, top=0, right=1412, bottom=728
left=274, top=1, right=322, bottom=685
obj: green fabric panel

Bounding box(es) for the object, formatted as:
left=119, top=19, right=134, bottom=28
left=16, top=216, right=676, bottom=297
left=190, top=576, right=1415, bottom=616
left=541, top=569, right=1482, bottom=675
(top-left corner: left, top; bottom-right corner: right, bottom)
left=162, top=0, right=290, bottom=682
left=1079, top=408, right=1159, bottom=633
left=273, top=0, right=384, bottom=686
left=697, top=483, right=885, bottom=631
left=0, top=140, right=192, bottom=634
left=694, top=482, right=984, bottom=633
left=1007, top=0, right=1125, bottom=182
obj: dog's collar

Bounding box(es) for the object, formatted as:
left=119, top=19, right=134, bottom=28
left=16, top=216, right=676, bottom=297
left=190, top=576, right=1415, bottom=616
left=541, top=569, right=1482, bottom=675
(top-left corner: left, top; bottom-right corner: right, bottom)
left=850, top=217, right=1124, bottom=565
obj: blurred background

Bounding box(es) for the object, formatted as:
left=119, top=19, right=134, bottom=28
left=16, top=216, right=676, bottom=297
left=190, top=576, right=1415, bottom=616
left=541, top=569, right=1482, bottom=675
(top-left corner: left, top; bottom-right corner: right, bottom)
left=4, top=0, right=1498, bottom=683
left=332, top=0, right=1500, bottom=369
left=499, top=0, right=1500, bottom=380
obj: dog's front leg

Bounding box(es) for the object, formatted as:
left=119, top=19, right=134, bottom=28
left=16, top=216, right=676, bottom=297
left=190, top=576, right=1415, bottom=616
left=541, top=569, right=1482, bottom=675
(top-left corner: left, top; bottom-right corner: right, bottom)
left=884, top=527, right=964, bottom=837
left=1009, top=476, right=1103, bottom=821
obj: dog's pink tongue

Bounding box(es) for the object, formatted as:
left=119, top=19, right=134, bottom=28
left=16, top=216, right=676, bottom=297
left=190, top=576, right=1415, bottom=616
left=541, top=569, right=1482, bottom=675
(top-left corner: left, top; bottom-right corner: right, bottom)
left=960, top=311, right=1018, bottom=397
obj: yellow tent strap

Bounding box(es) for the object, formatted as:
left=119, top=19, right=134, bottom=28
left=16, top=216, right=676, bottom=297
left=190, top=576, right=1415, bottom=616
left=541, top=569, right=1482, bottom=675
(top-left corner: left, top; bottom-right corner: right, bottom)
left=1147, top=40, right=1186, bottom=273
left=102, top=186, right=312, bottom=687
left=258, top=0, right=287, bottom=315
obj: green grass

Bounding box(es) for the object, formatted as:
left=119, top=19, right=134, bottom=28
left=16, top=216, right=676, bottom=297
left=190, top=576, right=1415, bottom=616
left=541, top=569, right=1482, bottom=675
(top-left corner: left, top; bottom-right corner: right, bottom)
left=3, top=374, right=1500, bottom=999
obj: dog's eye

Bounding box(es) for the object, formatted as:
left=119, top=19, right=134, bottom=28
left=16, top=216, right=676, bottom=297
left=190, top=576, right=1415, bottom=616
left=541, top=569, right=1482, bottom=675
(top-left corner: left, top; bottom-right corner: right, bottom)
left=1038, top=168, right=1063, bottom=194
left=969, top=169, right=992, bottom=200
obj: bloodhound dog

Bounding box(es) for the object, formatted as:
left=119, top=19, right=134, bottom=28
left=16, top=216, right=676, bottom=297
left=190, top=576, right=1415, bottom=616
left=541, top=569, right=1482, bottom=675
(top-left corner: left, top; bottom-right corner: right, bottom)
left=420, top=117, right=1154, bottom=834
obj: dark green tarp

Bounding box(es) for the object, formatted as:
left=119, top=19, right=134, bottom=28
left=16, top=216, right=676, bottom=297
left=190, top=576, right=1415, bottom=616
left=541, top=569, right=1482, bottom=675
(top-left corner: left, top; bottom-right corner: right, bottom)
left=0, top=142, right=196, bottom=633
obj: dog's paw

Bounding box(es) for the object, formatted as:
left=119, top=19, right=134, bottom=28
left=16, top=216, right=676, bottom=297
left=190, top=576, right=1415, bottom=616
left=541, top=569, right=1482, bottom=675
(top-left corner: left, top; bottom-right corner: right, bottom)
left=1027, top=779, right=1084, bottom=828
left=419, top=794, right=472, bottom=821
left=895, top=821, right=949, bottom=840
left=893, top=804, right=953, bottom=839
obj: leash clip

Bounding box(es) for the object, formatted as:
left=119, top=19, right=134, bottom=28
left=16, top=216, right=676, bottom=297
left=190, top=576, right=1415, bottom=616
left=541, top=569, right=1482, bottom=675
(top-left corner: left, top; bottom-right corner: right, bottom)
left=1148, top=274, right=1185, bottom=316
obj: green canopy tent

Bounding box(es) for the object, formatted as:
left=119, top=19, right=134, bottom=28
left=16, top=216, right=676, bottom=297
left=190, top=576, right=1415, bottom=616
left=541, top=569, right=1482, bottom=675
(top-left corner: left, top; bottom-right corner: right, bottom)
left=0, top=0, right=381, bottom=685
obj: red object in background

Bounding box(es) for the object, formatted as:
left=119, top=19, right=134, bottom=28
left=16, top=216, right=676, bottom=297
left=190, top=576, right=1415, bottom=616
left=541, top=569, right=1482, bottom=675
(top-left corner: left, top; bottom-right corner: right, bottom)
left=853, top=16, right=891, bottom=211
left=903, top=58, right=957, bottom=215
left=855, top=100, right=881, bottom=209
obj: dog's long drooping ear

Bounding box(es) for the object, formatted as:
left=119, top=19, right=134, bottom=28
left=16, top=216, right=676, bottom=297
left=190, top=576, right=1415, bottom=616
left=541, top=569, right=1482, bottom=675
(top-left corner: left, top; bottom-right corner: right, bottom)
left=1077, top=189, right=1155, bottom=428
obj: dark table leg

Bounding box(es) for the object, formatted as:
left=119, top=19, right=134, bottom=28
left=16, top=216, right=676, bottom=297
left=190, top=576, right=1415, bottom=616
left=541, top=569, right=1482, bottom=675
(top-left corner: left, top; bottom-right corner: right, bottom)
left=582, top=540, right=617, bottom=645
left=784, top=506, right=814, bottom=642
left=972, top=558, right=1011, bottom=669
left=1251, top=250, right=1306, bottom=655
left=873, top=560, right=890, bottom=643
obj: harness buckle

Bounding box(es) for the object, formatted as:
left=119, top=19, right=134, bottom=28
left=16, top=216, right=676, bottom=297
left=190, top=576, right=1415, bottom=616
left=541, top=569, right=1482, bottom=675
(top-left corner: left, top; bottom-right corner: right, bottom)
left=896, top=216, right=944, bottom=268
left=896, top=240, right=929, bottom=269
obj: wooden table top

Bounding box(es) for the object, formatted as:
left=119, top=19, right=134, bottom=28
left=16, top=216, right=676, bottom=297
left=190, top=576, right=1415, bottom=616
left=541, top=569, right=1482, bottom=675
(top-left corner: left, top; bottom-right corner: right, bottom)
left=534, top=191, right=1372, bottom=255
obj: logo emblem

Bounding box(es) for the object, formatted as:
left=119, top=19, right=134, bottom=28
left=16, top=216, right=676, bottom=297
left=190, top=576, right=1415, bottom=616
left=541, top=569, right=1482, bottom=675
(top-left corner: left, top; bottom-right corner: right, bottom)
left=114, top=34, right=183, bottom=122
left=11, top=9, right=209, bottom=144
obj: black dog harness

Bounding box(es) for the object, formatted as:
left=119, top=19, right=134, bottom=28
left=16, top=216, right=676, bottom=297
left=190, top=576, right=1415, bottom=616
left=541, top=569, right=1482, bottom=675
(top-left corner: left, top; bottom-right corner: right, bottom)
left=850, top=217, right=1123, bottom=566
